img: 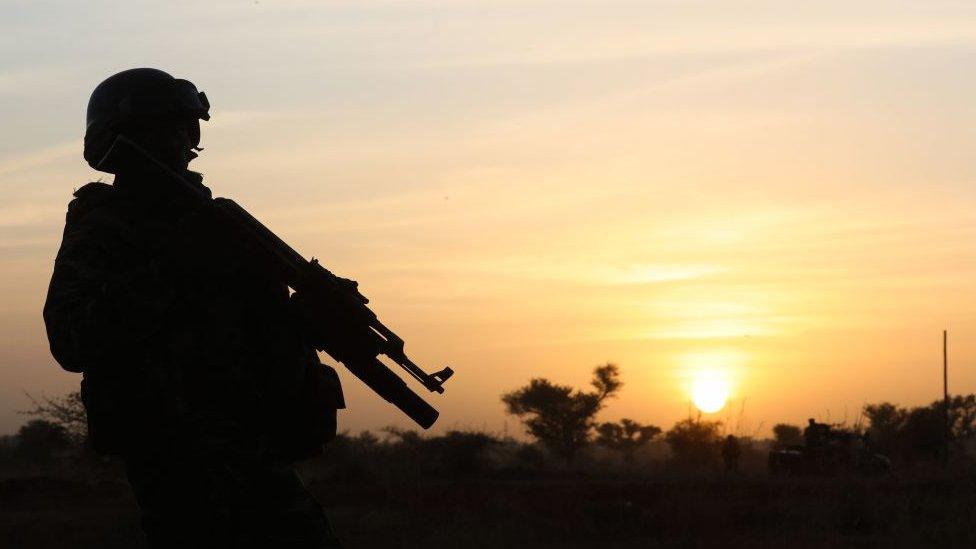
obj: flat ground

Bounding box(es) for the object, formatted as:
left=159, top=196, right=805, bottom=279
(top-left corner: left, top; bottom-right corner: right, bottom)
left=2, top=473, right=974, bottom=548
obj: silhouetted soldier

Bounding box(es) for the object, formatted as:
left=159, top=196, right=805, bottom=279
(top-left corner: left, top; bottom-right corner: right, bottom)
left=44, top=68, right=344, bottom=548
left=721, top=434, right=741, bottom=473
left=804, top=418, right=827, bottom=450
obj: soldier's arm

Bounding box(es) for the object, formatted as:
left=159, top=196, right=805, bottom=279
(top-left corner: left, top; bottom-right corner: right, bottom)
left=43, top=198, right=176, bottom=373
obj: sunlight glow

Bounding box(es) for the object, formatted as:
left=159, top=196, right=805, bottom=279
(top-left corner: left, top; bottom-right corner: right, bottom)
left=691, top=371, right=731, bottom=414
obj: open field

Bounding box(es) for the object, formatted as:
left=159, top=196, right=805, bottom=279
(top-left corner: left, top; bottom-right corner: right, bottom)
left=3, top=472, right=976, bottom=548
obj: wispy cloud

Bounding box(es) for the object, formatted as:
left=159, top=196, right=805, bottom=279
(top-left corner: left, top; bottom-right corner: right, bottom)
left=0, top=141, right=77, bottom=177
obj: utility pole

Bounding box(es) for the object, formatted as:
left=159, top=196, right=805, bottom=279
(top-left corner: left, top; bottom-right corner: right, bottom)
left=944, top=329, right=949, bottom=465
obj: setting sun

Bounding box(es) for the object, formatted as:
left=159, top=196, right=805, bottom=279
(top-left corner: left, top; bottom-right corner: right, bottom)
left=691, top=371, right=731, bottom=414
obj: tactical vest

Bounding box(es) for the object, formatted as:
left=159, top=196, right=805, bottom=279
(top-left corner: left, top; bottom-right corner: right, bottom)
left=46, top=182, right=342, bottom=458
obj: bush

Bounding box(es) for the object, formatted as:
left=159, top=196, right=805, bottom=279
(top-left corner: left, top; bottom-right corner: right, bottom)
left=665, top=417, right=723, bottom=471
left=14, top=420, right=72, bottom=466
left=595, top=419, right=661, bottom=464
left=772, top=424, right=802, bottom=449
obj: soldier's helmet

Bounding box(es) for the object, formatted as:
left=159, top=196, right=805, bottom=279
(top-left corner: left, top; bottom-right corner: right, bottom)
left=83, top=68, right=210, bottom=173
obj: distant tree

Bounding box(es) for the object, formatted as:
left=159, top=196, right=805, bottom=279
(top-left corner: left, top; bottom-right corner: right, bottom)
left=427, top=431, right=501, bottom=476
left=382, top=426, right=424, bottom=446
left=947, top=394, right=976, bottom=441
left=665, top=417, right=723, bottom=470
left=862, top=402, right=908, bottom=455
left=21, top=391, right=87, bottom=443
left=502, top=363, right=622, bottom=464
left=514, top=443, right=546, bottom=470
left=355, top=430, right=379, bottom=446
left=900, top=403, right=944, bottom=462
left=15, top=419, right=71, bottom=465
left=863, top=395, right=976, bottom=462
left=595, top=419, right=661, bottom=464
left=772, top=423, right=803, bottom=448
left=0, top=434, right=16, bottom=464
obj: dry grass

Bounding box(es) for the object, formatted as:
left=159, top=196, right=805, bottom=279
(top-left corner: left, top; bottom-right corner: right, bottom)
left=3, top=471, right=976, bottom=548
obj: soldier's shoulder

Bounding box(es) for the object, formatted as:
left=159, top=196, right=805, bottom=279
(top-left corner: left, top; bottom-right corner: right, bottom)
left=65, top=182, right=124, bottom=224
left=72, top=181, right=114, bottom=199
left=70, top=181, right=117, bottom=207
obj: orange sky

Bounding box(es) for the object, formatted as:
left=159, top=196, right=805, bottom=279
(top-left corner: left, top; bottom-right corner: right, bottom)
left=2, top=1, right=976, bottom=437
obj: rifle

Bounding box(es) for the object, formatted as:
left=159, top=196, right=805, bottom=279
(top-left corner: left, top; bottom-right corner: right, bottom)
left=98, top=135, right=454, bottom=428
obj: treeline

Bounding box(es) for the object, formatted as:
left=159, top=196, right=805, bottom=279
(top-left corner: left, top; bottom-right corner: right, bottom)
left=6, top=364, right=976, bottom=479
left=498, top=363, right=748, bottom=471
left=0, top=364, right=753, bottom=478
left=767, top=396, right=976, bottom=465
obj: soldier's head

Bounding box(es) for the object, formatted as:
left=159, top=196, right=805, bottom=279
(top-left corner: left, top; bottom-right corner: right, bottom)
left=808, top=418, right=816, bottom=425
left=84, top=68, right=210, bottom=174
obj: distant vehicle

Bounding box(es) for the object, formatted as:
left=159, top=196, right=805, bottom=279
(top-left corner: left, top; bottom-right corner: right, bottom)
left=768, top=425, right=890, bottom=476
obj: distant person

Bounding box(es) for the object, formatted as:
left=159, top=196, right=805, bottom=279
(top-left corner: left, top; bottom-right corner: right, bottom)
left=43, top=68, right=344, bottom=548
left=722, top=435, right=741, bottom=473
left=804, top=418, right=826, bottom=450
